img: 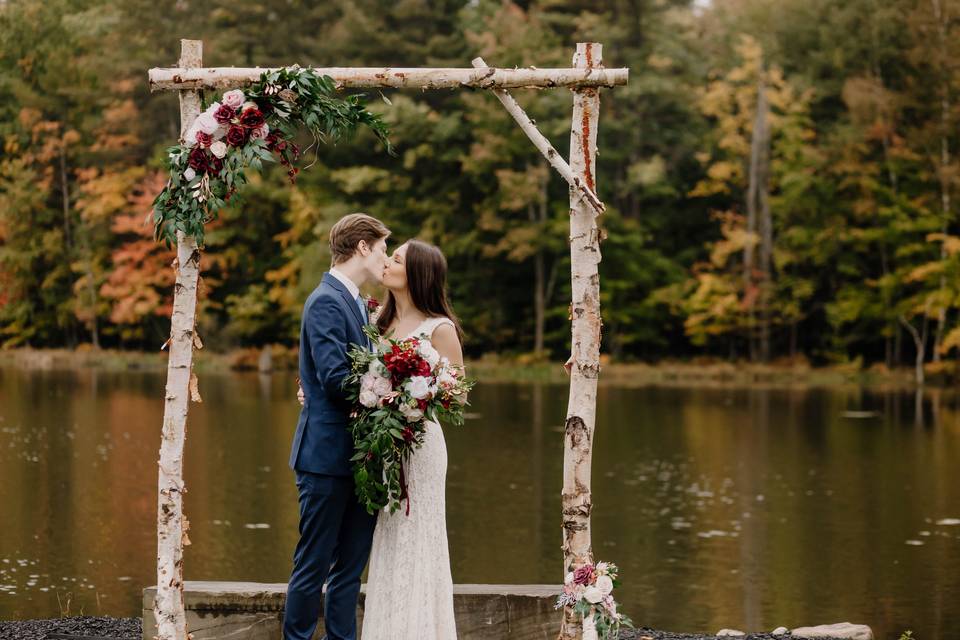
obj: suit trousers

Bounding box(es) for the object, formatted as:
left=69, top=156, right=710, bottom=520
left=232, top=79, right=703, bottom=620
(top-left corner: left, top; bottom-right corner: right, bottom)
left=284, top=471, right=377, bottom=640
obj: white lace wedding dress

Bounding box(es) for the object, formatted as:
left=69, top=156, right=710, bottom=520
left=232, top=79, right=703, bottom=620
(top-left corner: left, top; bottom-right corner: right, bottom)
left=361, top=316, right=458, bottom=639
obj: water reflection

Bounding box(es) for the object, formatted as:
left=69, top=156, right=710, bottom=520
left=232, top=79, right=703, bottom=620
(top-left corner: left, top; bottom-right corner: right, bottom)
left=1, top=367, right=959, bottom=639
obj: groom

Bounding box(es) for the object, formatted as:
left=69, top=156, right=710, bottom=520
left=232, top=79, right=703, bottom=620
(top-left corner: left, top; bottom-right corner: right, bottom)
left=285, top=213, right=390, bottom=640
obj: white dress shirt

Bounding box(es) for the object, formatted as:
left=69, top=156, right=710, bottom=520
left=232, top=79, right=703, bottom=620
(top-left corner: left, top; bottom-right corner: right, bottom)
left=329, top=267, right=361, bottom=300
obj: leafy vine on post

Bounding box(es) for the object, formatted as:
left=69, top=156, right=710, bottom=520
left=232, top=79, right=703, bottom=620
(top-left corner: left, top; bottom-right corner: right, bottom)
left=152, top=39, right=391, bottom=640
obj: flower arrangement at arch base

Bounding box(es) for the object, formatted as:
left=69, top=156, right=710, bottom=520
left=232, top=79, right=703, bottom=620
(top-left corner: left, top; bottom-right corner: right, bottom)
left=344, top=324, right=475, bottom=516
left=153, top=67, right=391, bottom=246
left=556, top=561, right=633, bottom=640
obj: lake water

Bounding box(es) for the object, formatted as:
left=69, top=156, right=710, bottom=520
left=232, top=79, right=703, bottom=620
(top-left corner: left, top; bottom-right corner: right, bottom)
left=1, top=366, right=959, bottom=639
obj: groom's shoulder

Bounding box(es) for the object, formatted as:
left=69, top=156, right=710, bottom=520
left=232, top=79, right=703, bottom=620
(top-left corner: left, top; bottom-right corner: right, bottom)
left=304, top=280, right=343, bottom=312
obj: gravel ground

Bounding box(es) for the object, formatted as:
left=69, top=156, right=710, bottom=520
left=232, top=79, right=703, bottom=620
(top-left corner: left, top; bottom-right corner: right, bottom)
left=619, top=629, right=796, bottom=639
left=0, top=617, right=141, bottom=640
left=0, top=618, right=836, bottom=640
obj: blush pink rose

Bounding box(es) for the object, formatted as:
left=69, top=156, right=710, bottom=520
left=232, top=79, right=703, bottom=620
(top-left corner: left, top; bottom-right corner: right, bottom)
left=221, top=89, right=245, bottom=109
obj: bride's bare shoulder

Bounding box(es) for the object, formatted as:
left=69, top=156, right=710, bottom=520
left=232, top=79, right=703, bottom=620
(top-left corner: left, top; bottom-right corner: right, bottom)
left=430, top=320, right=461, bottom=358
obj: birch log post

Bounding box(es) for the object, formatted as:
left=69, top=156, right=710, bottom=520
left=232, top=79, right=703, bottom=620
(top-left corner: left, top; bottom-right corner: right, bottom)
left=559, top=42, right=603, bottom=640
left=155, top=39, right=203, bottom=640
left=470, top=57, right=604, bottom=215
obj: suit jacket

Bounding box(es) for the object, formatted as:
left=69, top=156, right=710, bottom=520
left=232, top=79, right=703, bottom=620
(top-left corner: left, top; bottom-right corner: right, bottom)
left=289, top=272, right=368, bottom=475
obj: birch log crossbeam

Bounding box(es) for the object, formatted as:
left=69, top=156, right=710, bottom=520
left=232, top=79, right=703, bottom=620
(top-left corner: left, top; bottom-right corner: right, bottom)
left=148, top=66, right=628, bottom=92
left=471, top=57, right=605, bottom=215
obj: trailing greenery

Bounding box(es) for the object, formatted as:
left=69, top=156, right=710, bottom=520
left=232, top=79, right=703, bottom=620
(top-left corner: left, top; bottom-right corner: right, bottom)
left=153, top=67, right=391, bottom=246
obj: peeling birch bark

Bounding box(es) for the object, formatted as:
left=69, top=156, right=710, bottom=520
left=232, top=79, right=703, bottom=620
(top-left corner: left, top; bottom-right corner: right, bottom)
left=148, top=65, right=628, bottom=92
left=155, top=39, right=203, bottom=640
left=559, top=42, right=603, bottom=640
left=471, top=57, right=604, bottom=215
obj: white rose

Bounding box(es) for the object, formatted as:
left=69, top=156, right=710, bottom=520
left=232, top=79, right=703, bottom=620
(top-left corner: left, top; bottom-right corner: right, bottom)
left=241, top=100, right=258, bottom=112
left=359, top=389, right=378, bottom=408
left=372, top=375, right=392, bottom=397
left=405, top=375, right=433, bottom=400
left=183, top=167, right=196, bottom=182
left=195, top=112, right=219, bottom=134
left=583, top=585, right=603, bottom=604
left=204, top=101, right=221, bottom=116
left=250, top=124, right=269, bottom=141
left=222, top=89, right=245, bottom=109
left=184, top=125, right=200, bottom=146
left=360, top=372, right=377, bottom=391
left=564, top=572, right=575, bottom=585
left=214, top=125, right=228, bottom=141
left=210, top=141, right=227, bottom=158
left=596, top=575, right=613, bottom=596
left=399, top=402, right=423, bottom=422
left=418, top=342, right=440, bottom=368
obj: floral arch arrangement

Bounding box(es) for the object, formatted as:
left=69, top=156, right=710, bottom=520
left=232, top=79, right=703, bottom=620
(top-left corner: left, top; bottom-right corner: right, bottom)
left=152, top=67, right=392, bottom=246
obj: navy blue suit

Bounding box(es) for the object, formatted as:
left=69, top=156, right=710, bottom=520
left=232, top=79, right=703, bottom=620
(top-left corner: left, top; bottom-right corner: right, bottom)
left=285, top=272, right=377, bottom=640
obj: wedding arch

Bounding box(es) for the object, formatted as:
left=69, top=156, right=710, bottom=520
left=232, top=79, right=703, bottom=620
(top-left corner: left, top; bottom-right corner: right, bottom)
left=147, top=39, right=628, bottom=640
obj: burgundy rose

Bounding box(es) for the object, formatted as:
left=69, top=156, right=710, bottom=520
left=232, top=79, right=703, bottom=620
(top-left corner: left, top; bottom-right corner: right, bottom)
left=187, top=147, right=211, bottom=172
left=209, top=155, right=224, bottom=175
left=226, top=125, right=248, bottom=147
left=239, top=107, right=265, bottom=128
left=366, top=297, right=379, bottom=313
left=416, top=358, right=431, bottom=377
left=384, top=344, right=423, bottom=381
left=401, top=426, right=415, bottom=443
left=195, top=131, right=213, bottom=148
left=213, top=104, right=235, bottom=124
left=573, top=565, right=595, bottom=586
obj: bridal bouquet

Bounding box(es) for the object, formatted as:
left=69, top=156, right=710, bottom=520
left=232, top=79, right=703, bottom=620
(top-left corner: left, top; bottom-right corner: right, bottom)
left=555, top=561, right=632, bottom=640
left=344, top=324, right=475, bottom=515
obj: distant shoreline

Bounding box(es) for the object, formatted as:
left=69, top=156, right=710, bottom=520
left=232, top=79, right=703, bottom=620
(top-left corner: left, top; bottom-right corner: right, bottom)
left=1, top=347, right=954, bottom=389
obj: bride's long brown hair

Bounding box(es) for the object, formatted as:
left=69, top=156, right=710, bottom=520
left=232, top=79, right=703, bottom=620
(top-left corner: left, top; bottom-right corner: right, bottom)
left=376, top=240, right=464, bottom=342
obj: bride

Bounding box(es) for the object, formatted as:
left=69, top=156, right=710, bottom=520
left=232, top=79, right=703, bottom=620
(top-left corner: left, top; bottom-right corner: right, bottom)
left=294, top=239, right=464, bottom=638
left=362, top=239, right=463, bottom=639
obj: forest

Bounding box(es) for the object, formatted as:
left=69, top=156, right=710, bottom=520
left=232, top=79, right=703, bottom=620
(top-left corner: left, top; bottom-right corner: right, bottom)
left=2, top=0, right=959, bottom=371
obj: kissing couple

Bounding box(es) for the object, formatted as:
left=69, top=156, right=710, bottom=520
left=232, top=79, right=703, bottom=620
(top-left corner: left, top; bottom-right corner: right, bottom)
left=284, top=213, right=464, bottom=640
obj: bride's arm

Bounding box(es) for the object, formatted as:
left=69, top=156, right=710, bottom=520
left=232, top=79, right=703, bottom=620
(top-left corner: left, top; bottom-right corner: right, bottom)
left=431, top=323, right=467, bottom=402
left=432, top=323, right=463, bottom=369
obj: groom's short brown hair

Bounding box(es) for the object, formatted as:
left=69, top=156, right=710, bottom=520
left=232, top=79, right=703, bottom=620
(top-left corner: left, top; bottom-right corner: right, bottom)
left=329, top=213, right=390, bottom=265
